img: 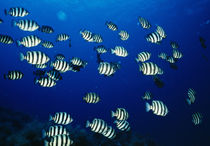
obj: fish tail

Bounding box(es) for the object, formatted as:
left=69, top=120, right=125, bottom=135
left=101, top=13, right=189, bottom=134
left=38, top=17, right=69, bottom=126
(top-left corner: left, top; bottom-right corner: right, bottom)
left=19, top=53, right=25, bottom=61
left=42, top=129, right=46, bottom=138
left=135, top=58, right=139, bottom=63
left=49, top=115, right=53, bottom=121
left=111, top=48, right=115, bottom=54
left=4, top=9, right=7, bottom=15
left=145, top=102, right=151, bottom=112
left=186, top=99, right=191, bottom=105
left=12, top=19, right=16, bottom=27
left=17, top=40, right=21, bottom=47
left=44, top=140, right=49, bottom=146
left=86, top=120, right=90, bottom=128
left=3, top=74, right=8, bottom=79
left=111, top=111, right=115, bottom=118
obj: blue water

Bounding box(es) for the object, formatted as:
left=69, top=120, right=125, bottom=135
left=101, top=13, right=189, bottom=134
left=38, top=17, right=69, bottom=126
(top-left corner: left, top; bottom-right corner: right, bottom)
left=0, top=0, right=210, bottom=145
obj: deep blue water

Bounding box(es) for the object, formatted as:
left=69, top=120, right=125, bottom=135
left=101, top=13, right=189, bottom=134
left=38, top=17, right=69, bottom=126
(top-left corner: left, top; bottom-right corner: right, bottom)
left=0, top=0, right=210, bottom=145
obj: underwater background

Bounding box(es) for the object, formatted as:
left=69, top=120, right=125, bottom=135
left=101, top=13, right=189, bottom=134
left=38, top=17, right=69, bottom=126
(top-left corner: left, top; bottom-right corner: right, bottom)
left=0, top=0, right=210, bottom=145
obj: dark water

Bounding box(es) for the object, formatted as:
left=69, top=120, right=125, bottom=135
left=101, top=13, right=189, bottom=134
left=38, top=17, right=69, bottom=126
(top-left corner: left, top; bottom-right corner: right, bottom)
left=0, top=0, right=210, bottom=145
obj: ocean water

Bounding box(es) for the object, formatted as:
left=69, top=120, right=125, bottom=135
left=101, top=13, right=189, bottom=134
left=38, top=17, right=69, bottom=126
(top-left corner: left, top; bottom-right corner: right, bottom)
left=0, top=0, right=210, bottom=145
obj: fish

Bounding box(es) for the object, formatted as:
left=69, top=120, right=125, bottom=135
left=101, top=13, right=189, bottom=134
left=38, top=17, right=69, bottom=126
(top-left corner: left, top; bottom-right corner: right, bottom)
left=146, top=32, right=163, bottom=44
left=44, top=134, right=73, bottom=146
left=70, top=57, right=87, bottom=67
left=39, top=25, right=54, bottom=34
left=156, top=26, right=166, bottom=39
left=46, top=70, right=62, bottom=81
left=42, top=125, right=69, bottom=138
left=170, top=41, right=179, bottom=49
left=146, top=100, right=168, bottom=116
left=94, top=45, right=107, bottom=54
left=136, top=52, right=151, bottom=63
left=56, top=34, right=70, bottom=42
left=114, top=120, right=130, bottom=132
left=17, top=35, right=41, bottom=48
left=111, top=46, right=128, bottom=57
left=4, top=71, right=24, bottom=80
left=119, top=30, right=129, bottom=41
left=49, top=112, right=73, bottom=125
left=86, top=118, right=108, bottom=134
left=102, top=126, right=116, bottom=139
left=51, top=60, right=71, bottom=73
left=5, top=7, right=29, bottom=17
left=35, top=77, right=56, bottom=87
left=158, top=53, right=168, bottom=60
left=199, top=36, right=207, bottom=49
left=0, top=19, right=3, bottom=24
left=192, top=112, right=202, bottom=125
left=83, top=92, right=100, bottom=103
left=42, top=41, right=54, bottom=48
left=166, top=56, right=175, bottom=64
left=142, top=91, right=153, bottom=100
left=173, top=49, right=183, bottom=60
left=80, top=29, right=94, bottom=42
left=0, top=34, right=14, bottom=44
left=98, top=62, right=120, bottom=76
left=138, top=16, right=151, bottom=29
left=35, top=64, right=48, bottom=69
left=111, top=108, right=129, bottom=121
left=13, top=19, right=39, bottom=32
left=20, top=51, right=50, bottom=65
left=92, top=34, right=103, bottom=43
left=55, top=54, right=65, bottom=60
left=153, top=75, right=164, bottom=88
left=139, top=62, right=163, bottom=75
left=105, top=21, right=118, bottom=31
left=186, top=88, right=196, bottom=105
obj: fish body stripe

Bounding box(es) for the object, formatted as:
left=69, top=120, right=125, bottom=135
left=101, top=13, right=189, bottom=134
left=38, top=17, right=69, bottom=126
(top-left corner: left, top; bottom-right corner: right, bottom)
left=5, top=71, right=23, bottom=80
left=38, top=77, right=56, bottom=87
left=42, top=41, right=54, bottom=48
left=15, top=19, right=39, bottom=31
left=48, top=134, right=73, bottom=146
left=138, top=17, right=151, bottom=29
left=92, top=34, right=103, bottom=43
left=156, top=26, right=167, bottom=38
left=105, top=21, right=118, bottom=31
left=113, top=108, right=129, bottom=121
left=84, top=92, right=100, bottom=103
left=46, top=125, right=69, bottom=137
left=47, top=70, right=62, bottom=81
left=52, top=112, right=73, bottom=125
left=151, top=100, right=168, bottom=116
left=140, top=62, right=163, bottom=75
left=146, top=32, right=163, bottom=44
left=24, top=51, right=49, bottom=65
left=192, top=112, right=202, bottom=125
left=20, top=35, right=41, bottom=47
left=89, top=119, right=108, bottom=134
left=142, top=91, right=152, bottom=100
left=158, top=53, right=168, bottom=60
left=95, top=45, right=107, bottom=54
left=102, top=126, right=116, bottom=139
left=8, top=7, right=29, bottom=17
left=57, top=34, right=70, bottom=41
left=40, top=25, right=54, bottom=33
left=0, top=34, right=13, bottom=44
left=119, top=30, right=129, bottom=41
left=52, top=60, right=71, bottom=73
left=115, top=120, right=130, bottom=131
left=98, top=62, right=116, bottom=76
left=170, top=42, right=179, bottom=49
left=112, top=46, right=128, bottom=57
left=80, top=30, right=94, bottom=42
left=136, top=52, right=151, bottom=62
left=70, top=57, right=87, bottom=67
left=173, top=49, right=183, bottom=59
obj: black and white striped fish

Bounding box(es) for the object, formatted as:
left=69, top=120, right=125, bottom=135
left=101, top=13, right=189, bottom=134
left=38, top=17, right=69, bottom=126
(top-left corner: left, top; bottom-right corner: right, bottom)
left=105, top=21, right=118, bottom=31
left=98, top=62, right=120, bottom=76
left=47, top=70, right=62, bottom=81
left=44, top=134, right=73, bottom=146
left=186, top=88, right=196, bottom=105
left=136, top=52, right=151, bottom=62
left=20, top=51, right=50, bottom=65
left=49, top=112, right=73, bottom=125
left=5, top=7, right=29, bottom=17
left=80, top=29, right=94, bottom=42
left=0, top=19, right=3, bottom=24
left=142, top=91, right=153, bottom=100
left=166, top=56, right=175, bottom=64
left=55, top=54, right=65, bottom=60
left=192, top=112, right=202, bottom=125
left=138, top=16, right=151, bottom=29
left=13, top=19, right=39, bottom=32
left=70, top=57, right=87, bottom=67
left=51, top=60, right=71, bottom=73
left=139, top=62, right=163, bottom=75
left=146, top=100, right=168, bottom=116
left=173, top=49, right=183, bottom=59
left=170, top=41, right=179, bottom=49
left=0, top=34, right=13, bottom=44
left=156, top=26, right=166, bottom=39
left=17, top=35, right=41, bottom=47
left=114, top=120, right=130, bottom=132
left=4, top=71, right=24, bottom=80
left=146, top=32, right=163, bottom=44
left=35, top=64, right=47, bottom=69
left=111, top=108, right=129, bottom=121
left=42, top=41, right=54, bottom=48
left=35, top=77, right=56, bottom=87
left=102, top=126, right=116, bottom=139
left=94, top=45, right=107, bottom=54
left=158, top=53, right=168, bottom=60
left=111, top=46, right=128, bottom=57
left=56, top=34, right=70, bottom=41
left=92, top=34, right=103, bottom=43
left=42, top=125, right=69, bottom=138
left=83, top=92, right=100, bottom=103
left=119, top=30, right=129, bottom=41
left=86, top=118, right=108, bottom=134
left=39, top=25, right=54, bottom=34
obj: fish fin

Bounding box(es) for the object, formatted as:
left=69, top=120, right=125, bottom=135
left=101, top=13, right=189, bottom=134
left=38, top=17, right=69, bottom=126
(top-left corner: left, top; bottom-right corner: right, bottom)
left=113, top=120, right=117, bottom=124
left=186, top=99, right=191, bottom=105
left=19, top=53, right=25, bottom=61
left=17, top=40, right=21, bottom=47
left=86, top=120, right=90, bottom=128
left=50, top=62, right=54, bottom=68
left=135, top=58, right=139, bottom=63
left=44, top=140, right=49, bottom=146
left=111, top=111, right=115, bottom=117
left=11, top=19, right=16, bottom=27
left=145, top=102, right=151, bottom=112
left=111, top=48, right=115, bottom=54
left=42, top=129, right=46, bottom=138
left=3, top=74, right=8, bottom=79
left=49, top=115, right=53, bottom=121
left=4, top=9, right=7, bottom=15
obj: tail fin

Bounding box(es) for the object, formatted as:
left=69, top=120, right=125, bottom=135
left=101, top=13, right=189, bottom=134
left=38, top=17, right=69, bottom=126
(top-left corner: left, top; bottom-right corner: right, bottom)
left=42, top=129, right=46, bottom=138
left=44, top=140, right=49, bottom=146
left=50, top=62, right=54, bottom=68
left=17, top=40, right=21, bottom=47
left=19, top=53, right=25, bottom=61
left=186, top=98, right=191, bottom=105
left=4, top=74, right=8, bottom=79
left=12, top=19, right=16, bottom=27
left=145, top=102, right=151, bottom=112
left=111, top=111, right=115, bottom=118
left=86, top=120, right=90, bottom=128
left=111, top=48, right=115, bottom=54
left=4, top=9, right=7, bottom=15
left=113, top=120, right=118, bottom=124
left=49, top=115, right=53, bottom=121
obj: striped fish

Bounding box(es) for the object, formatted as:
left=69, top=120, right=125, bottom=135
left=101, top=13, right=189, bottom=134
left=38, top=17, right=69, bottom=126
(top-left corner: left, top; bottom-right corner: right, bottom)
left=0, top=19, right=3, bottom=24
left=111, top=108, right=129, bottom=121
left=0, top=34, right=13, bottom=44
left=146, top=100, right=168, bottom=116
left=146, top=32, right=163, bottom=44
left=44, top=134, right=73, bottom=146
left=49, top=112, right=73, bottom=125
left=192, top=112, right=202, bottom=125
left=20, top=51, right=50, bottom=65
left=39, top=25, right=54, bottom=34
left=111, top=46, right=128, bottom=57
left=83, top=92, right=100, bottom=103
left=156, top=26, right=167, bottom=39
left=5, top=7, right=29, bottom=17
left=86, top=118, right=108, bottom=134
left=35, top=77, right=56, bottom=87
left=55, top=54, right=65, bottom=60
left=42, top=125, right=69, bottom=138
left=17, top=35, right=41, bottom=47
left=114, top=120, right=130, bottom=132
left=138, top=16, right=151, bottom=29
left=119, top=30, right=129, bottom=41
left=158, top=53, right=168, bottom=60
left=102, top=126, right=116, bottom=139
left=4, top=71, right=24, bottom=80
left=186, top=88, right=196, bottom=105
left=92, top=34, right=103, bottom=43
left=142, top=91, right=153, bottom=100
left=166, top=56, right=175, bottom=64
left=56, top=34, right=70, bottom=41
left=70, top=57, right=87, bottom=67
left=170, top=41, right=179, bottom=49
left=94, top=45, right=107, bottom=54
left=42, top=41, right=54, bottom=48
left=105, top=21, right=118, bottom=31
left=98, top=62, right=120, bottom=76
left=139, top=62, right=163, bottom=75
left=47, top=70, right=62, bottom=81
left=136, top=52, right=151, bottom=62
left=80, top=29, right=94, bottom=42
left=173, top=49, right=183, bottom=59
left=13, top=19, right=39, bottom=32
left=35, top=64, right=47, bottom=69
left=51, top=60, right=71, bottom=73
